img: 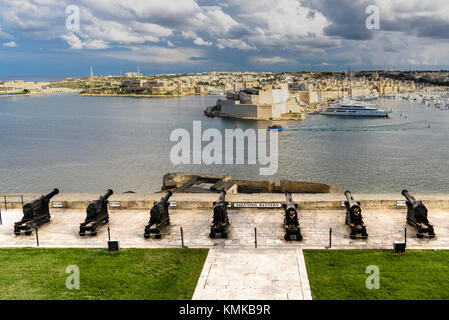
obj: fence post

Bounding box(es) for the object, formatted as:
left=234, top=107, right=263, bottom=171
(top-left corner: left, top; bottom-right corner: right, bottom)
left=180, top=227, right=187, bottom=248
left=108, top=227, right=111, bottom=241
left=21, top=195, right=24, bottom=208
left=0, top=206, right=2, bottom=225
left=35, top=227, right=39, bottom=247
left=404, top=228, right=407, bottom=248
left=254, top=227, right=257, bottom=248
left=4, top=195, right=6, bottom=211
left=329, top=228, right=332, bottom=249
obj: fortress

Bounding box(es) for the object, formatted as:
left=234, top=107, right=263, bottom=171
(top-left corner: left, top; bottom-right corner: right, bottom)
left=205, top=83, right=306, bottom=120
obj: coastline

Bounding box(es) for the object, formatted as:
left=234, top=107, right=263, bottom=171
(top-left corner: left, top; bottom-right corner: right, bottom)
left=78, top=93, right=201, bottom=98
left=217, top=113, right=306, bottom=121
left=0, top=93, right=31, bottom=98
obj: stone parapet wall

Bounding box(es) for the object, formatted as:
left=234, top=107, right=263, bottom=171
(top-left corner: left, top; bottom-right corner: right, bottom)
left=2, top=193, right=449, bottom=211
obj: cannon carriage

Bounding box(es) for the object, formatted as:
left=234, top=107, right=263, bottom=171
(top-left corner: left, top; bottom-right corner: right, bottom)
left=79, top=189, right=113, bottom=236
left=344, top=191, right=368, bottom=239
left=283, top=192, right=302, bottom=241
left=144, top=191, right=172, bottom=239
left=209, top=190, right=230, bottom=239
left=14, top=188, right=59, bottom=235
left=402, top=190, right=435, bottom=238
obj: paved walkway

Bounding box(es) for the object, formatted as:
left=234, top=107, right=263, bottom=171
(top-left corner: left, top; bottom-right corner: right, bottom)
left=192, top=248, right=312, bottom=300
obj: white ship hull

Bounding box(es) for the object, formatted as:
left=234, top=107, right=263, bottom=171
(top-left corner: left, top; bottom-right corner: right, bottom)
left=321, top=110, right=390, bottom=117
left=322, top=100, right=390, bottom=118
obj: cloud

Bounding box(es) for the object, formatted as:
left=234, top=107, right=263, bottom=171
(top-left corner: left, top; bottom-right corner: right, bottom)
left=193, top=37, right=212, bottom=46
left=1, top=0, right=449, bottom=70
left=84, top=39, right=110, bottom=50
left=217, top=39, right=256, bottom=50
left=103, top=46, right=205, bottom=64
left=61, top=33, right=83, bottom=49
left=3, top=41, right=18, bottom=47
left=253, top=56, right=292, bottom=64
left=181, top=31, right=197, bottom=39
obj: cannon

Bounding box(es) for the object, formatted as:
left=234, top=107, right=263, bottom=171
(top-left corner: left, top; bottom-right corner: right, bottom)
left=144, top=191, right=172, bottom=239
left=79, top=189, right=113, bottom=236
left=402, top=190, right=435, bottom=238
left=283, top=192, right=302, bottom=241
left=344, top=191, right=368, bottom=239
left=209, top=190, right=229, bottom=239
left=14, top=188, right=59, bottom=235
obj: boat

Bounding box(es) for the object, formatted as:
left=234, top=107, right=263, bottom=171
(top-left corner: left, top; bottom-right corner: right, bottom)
left=268, top=125, right=284, bottom=131
left=321, top=99, right=391, bottom=118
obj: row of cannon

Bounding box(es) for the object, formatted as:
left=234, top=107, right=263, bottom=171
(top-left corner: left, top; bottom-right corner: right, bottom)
left=11, top=188, right=436, bottom=240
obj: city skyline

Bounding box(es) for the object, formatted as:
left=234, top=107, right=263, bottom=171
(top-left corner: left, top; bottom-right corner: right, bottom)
left=1, top=0, right=449, bottom=77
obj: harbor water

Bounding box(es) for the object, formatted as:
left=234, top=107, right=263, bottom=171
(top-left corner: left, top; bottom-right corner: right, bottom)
left=1, top=93, right=448, bottom=193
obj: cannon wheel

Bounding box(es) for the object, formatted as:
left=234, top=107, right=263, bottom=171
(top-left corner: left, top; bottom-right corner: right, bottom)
left=209, top=232, right=216, bottom=239
left=222, top=232, right=228, bottom=239
left=155, top=234, right=162, bottom=239
left=91, top=231, right=98, bottom=236
left=14, top=231, right=21, bottom=236
left=296, top=231, right=303, bottom=241
left=362, top=229, right=369, bottom=239
left=284, top=234, right=291, bottom=241
left=79, top=231, right=86, bottom=237
left=25, top=230, right=32, bottom=236
left=144, top=233, right=150, bottom=239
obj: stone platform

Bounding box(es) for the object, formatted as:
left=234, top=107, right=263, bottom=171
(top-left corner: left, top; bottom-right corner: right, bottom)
left=0, top=207, right=447, bottom=249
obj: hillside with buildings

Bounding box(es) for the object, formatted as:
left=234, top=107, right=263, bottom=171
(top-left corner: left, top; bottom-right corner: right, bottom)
left=3, top=70, right=446, bottom=105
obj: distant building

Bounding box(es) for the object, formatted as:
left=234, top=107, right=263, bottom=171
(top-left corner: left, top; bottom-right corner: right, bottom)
left=217, top=83, right=306, bottom=120
left=125, top=72, right=142, bottom=78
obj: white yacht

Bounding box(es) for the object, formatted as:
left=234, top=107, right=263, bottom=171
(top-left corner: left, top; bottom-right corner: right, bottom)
left=321, top=99, right=391, bottom=118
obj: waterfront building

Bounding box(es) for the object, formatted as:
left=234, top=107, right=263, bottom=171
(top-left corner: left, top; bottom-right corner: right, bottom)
left=217, top=83, right=306, bottom=120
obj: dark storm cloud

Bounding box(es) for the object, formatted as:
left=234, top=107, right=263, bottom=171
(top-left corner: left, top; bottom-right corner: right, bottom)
left=303, top=0, right=449, bottom=41
left=382, top=16, right=449, bottom=40
left=301, top=0, right=375, bottom=40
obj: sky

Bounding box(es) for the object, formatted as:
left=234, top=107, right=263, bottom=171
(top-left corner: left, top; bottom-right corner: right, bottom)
left=0, top=0, right=449, bottom=77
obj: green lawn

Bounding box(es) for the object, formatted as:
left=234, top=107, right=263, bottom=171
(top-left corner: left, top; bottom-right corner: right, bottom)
left=0, top=248, right=208, bottom=300
left=304, top=250, right=449, bottom=300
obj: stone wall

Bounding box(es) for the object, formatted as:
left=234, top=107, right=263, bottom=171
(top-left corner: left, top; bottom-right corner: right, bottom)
left=3, top=193, right=449, bottom=211
left=220, top=102, right=258, bottom=118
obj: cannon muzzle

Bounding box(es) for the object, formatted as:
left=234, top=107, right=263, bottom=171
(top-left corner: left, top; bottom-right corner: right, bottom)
left=344, top=191, right=360, bottom=208
left=217, top=190, right=226, bottom=204
left=99, top=189, right=113, bottom=202
left=44, top=188, right=59, bottom=200
left=344, top=191, right=353, bottom=202
left=161, top=191, right=173, bottom=203
left=285, top=192, right=294, bottom=205
left=402, top=190, right=415, bottom=203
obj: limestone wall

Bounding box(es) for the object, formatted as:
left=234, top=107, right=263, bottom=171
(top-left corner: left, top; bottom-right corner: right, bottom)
left=220, top=102, right=258, bottom=118
left=3, top=193, right=449, bottom=211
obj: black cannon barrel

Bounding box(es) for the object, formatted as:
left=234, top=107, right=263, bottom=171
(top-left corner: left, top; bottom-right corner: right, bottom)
left=345, top=191, right=358, bottom=208
left=44, top=188, right=59, bottom=200
left=402, top=190, right=416, bottom=203
left=285, top=192, right=294, bottom=205
left=99, top=189, right=113, bottom=202
left=160, top=191, right=173, bottom=203
left=217, top=190, right=226, bottom=204
left=285, top=192, right=298, bottom=213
